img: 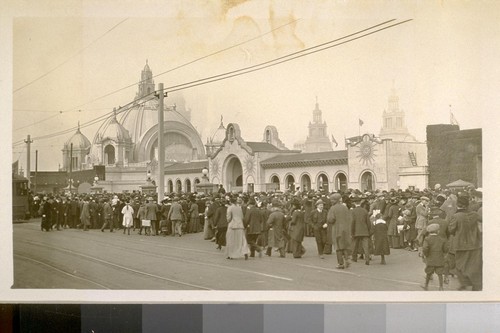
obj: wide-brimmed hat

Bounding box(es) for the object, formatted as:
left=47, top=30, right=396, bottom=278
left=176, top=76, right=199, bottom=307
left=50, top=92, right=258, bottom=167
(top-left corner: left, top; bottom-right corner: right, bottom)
left=420, top=196, right=430, bottom=202
left=315, top=199, right=324, bottom=206
left=426, top=223, right=440, bottom=233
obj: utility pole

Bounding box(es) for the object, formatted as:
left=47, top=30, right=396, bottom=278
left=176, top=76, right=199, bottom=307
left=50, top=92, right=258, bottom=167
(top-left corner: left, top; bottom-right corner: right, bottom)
left=24, top=135, right=33, bottom=188
left=69, top=142, right=73, bottom=193
left=34, top=150, right=38, bottom=193
left=157, top=83, right=165, bottom=203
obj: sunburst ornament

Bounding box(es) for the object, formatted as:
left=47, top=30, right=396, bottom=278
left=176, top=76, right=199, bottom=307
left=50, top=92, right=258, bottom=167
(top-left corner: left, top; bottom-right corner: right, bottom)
left=244, top=155, right=255, bottom=175
left=356, top=134, right=377, bottom=165
left=210, top=158, right=220, bottom=176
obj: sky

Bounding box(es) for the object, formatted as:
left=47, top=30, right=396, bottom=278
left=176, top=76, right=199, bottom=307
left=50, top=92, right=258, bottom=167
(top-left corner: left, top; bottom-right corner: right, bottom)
left=6, top=0, right=499, bottom=172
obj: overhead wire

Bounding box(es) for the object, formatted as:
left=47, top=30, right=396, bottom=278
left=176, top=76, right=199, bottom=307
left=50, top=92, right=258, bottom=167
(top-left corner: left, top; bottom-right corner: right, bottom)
left=13, top=19, right=412, bottom=147
left=13, top=18, right=129, bottom=93
left=13, top=18, right=302, bottom=132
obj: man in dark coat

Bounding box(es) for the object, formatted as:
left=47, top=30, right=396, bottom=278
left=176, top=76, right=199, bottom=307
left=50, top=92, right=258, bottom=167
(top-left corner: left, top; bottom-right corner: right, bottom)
left=310, top=199, right=328, bottom=259
left=448, top=196, right=482, bottom=291
left=100, top=197, right=114, bottom=232
left=288, top=199, right=306, bottom=258
left=214, top=199, right=228, bottom=249
left=244, top=198, right=263, bottom=257
left=350, top=197, right=371, bottom=265
left=40, top=196, right=52, bottom=231
left=327, top=193, right=352, bottom=269
left=266, top=200, right=287, bottom=258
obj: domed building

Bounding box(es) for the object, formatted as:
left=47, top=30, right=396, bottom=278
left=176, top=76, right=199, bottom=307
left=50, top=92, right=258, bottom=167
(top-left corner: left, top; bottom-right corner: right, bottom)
left=62, top=123, right=91, bottom=171
left=205, top=116, right=226, bottom=157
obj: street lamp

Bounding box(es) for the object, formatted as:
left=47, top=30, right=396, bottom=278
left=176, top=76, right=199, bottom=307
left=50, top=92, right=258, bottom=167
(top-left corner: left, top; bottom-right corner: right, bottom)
left=202, top=167, right=209, bottom=181
left=94, top=175, right=99, bottom=186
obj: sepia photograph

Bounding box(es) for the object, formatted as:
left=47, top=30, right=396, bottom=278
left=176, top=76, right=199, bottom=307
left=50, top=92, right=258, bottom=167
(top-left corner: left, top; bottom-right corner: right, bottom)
left=3, top=0, right=498, bottom=302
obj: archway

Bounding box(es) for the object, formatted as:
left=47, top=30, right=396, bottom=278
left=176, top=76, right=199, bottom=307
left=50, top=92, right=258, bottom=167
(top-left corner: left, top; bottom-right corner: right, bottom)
left=225, top=155, right=243, bottom=192
left=285, top=174, right=295, bottom=192
left=194, top=178, right=200, bottom=192
left=301, top=174, right=311, bottom=192
left=317, top=173, right=329, bottom=192
left=335, top=173, right=348, bottom=192
left=176, top=179, right=182, bottom=193
left=185, top=178, right=192, bottom=193
left=167, top=180, right=173, bottom=193
left=104, top=145, right=115, bottom=165
left=360, top=171, right=374, bottom=192
left=270, top=175, right=280, bottom=191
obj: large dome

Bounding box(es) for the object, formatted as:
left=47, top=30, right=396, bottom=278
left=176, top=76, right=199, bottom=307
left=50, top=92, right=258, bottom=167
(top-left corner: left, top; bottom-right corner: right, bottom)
left=208, top=117, right=226, bottom=145
left=100, top=113, right=131, bottom=142
left=64, top=126, right=91, bottom=150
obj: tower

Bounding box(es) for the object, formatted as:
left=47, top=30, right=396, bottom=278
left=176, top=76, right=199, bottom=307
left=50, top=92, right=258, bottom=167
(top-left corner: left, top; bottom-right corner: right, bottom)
left=379, top=87, right=416, bottom=141
left=304, top=98, right=333, bottom=152
left=136, top=60, right=155, bottom=99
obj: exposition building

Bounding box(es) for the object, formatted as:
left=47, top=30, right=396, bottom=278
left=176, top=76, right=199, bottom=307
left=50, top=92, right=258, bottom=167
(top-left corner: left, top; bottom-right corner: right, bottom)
left=57, top=63, right=429, bottom=195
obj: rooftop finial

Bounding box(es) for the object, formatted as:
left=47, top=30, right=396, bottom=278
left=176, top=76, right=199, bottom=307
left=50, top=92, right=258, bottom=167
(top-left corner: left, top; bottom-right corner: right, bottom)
left=77, top=121, right=80, bottom=132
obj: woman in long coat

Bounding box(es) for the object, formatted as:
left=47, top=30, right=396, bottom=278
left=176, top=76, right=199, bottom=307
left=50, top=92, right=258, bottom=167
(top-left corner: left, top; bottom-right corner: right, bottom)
left=386, top=198, right=401, bottom=248
left=80, top=197, right=91, bottom=231
left=288, top=200, right=306, bottom=258
left=372, top=213, right=390, bottom=264
left=225, top=197, right=249, bottom=259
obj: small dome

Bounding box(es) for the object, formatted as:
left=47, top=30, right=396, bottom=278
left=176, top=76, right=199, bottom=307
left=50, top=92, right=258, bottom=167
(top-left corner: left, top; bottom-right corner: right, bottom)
left=209, top=117, right=226, bottom=144
left=64, top=126, right=91, bottom=150
left=100, top=114, right=131, bottom=142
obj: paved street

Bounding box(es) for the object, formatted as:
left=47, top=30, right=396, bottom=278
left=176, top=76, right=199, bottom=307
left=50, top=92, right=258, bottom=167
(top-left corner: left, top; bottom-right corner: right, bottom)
left=13, top=219, right=459, bottom=291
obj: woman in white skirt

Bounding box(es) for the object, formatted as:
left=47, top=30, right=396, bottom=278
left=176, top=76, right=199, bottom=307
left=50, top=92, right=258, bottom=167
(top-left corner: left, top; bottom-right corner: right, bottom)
left=225, top=197, right=249, bottom=260
left=121, top=199, right=134, bottom=235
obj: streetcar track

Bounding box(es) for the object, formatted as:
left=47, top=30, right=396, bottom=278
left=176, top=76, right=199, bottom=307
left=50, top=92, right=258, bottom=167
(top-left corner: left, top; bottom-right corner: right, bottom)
left=21, top=239, right=294, bottom=283
left=18, top=240, right=213, bottom=290
left=14, top=253, right=110, bottom=289
left=16, top=223, right=425, bottom=289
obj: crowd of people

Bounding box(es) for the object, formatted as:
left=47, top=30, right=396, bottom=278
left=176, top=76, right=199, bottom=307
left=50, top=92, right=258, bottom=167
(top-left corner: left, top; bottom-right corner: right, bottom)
left=29, top=183, right=483, bottom=291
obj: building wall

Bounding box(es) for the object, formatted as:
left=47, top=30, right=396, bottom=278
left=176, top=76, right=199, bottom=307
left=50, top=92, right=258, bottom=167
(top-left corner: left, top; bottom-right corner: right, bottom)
left=385, top=140, right=428, bottom=190
left=427, top=125, right=482, bottom=188
left=263, top=165, right=348, bottom=192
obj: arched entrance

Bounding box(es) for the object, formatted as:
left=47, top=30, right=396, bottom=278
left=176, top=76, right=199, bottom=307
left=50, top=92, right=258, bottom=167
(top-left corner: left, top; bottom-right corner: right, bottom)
left=176, top=179, right=182, bottom=193
left=270, top=175, right=280, bottom=191
left=301, top=174, right=311, bottom=192
left=335, top=172, right=348, bottom=192
left=104, top=145, right=115, bottom=165
left=317, top=173, right=329, bottom=192
left=185, top=178, right=191, bottom=193
left=360, top=171, right=374, bottom=192
left=194, top=178, right=200, bottom=192
left=225, top=155, right=243, bottom=192
left=285, top=175, right=295, bottom=191
left=167, top=180, right=173, bottom=193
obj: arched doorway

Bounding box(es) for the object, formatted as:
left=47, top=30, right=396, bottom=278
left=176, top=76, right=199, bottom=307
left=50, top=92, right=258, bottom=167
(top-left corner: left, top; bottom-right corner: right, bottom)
left=270, top=175, right=280, bottom=191
left=167, top=180, right=173, bottom=193
left=176, top=179, right=182, bottom=193
left=360, top=171, right=374, bottom=192
left=301, top=174, right=311, bottom=192
left=285, top=175, right=295, bottom=192
left=317, top=173, right=329, bottom=192
left=335, top=173, right=348, bottom=192
left=225, top=156, right=243, bottom=192
left=194, top=178, right=200, bottom=192
left=185, top=178, right=191, bottom=193
left=104, top=145, right=115, bottom=165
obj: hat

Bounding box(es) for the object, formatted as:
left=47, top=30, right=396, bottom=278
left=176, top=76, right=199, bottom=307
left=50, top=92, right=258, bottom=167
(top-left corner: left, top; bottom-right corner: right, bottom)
left=315, top=199, right=324, bottom=206
left=390, top=197, right=398, bottom=204
left=376, top=192, right=385, bottom=197
left=426, top=223, right=440, bottom=233
left=420, top=196, right=430, bottom=201
left=330, top=193, right=342, bottom=202
left=457, top=196, right=470, bottom=208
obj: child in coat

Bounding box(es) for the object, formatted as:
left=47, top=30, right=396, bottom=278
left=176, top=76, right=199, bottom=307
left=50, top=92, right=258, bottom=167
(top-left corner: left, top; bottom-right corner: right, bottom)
left=421, top=223, right=449, bottom=291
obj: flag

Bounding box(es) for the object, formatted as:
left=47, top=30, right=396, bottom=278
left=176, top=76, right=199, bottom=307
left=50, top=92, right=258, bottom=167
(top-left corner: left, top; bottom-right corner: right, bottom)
left=450, top=112, right=459, bottom=126
left=331, top=135, right=338, bottom=148
left=359, top=118, right=364, bottom=126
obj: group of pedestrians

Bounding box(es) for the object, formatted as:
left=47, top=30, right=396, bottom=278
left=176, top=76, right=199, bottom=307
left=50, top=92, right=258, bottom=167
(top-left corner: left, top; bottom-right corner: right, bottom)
left=35, top=184, right=482, bottom=291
